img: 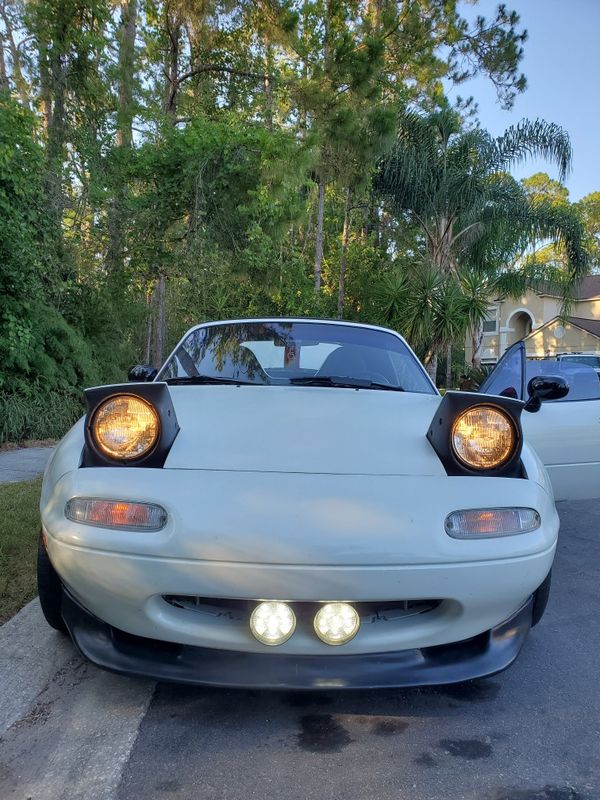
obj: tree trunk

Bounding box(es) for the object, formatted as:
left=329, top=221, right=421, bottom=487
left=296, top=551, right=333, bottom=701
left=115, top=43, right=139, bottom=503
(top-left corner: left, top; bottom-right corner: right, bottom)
left=38, top=9, right=69, bottom=249
left=337, top=187, right=351, bottom=317
left=0, top=6, right=29, bottom=105
left=116, top=0, right=137, bottom=148
left=106, top=197, right=124, bottom=276
left=152, top=275, right=166, bottom=369
left=164, top=9, right=181, bottom=116
left=371, top=203, right=381, bottom=248
left=0, top=35, right=8, bottom=90
left=144, top=283, right=154, bottom=364
left=426, top=352, right=438, bottom=385
left=107, top=0, right=137, bottom=276
left=314, top=179, right=325, bottom=292
left=445, top=342, right=452, bottom=389
left=151, top=8, right=180, bottom=364
left=299, top=56, right=308, bottom=138
left=471, top=326, right=483, bottom=368
left=301, top=195, right=314, bottom=254
left=39, top=37, right=53, bottom=135
left=263, top=41, right=274, bottom=131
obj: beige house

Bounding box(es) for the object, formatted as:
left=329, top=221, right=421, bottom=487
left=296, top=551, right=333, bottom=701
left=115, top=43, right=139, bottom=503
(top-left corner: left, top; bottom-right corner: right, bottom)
left=465, top=276, right=600, bottom=364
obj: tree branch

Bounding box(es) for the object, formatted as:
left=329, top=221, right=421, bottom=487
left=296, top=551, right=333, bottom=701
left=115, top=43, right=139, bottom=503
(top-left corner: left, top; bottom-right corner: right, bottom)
left=176, top=63, right=271, bottom=86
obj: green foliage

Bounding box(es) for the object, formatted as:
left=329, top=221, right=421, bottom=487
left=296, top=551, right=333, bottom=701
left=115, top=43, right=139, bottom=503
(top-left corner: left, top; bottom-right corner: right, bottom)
left=0, top=94, right=115, bottom=442
left=0, top=297, right=98, bottom=444
left=458, top=362, right=492, bottom=391
left=576, top=192, right=600, bottom=270
left=0, top=0, right=595, bottom=423
left=366, top=264, right=490, bottom=362
left=522, top=172, right=570, bottom=205
left=376, top=109, right=589, bottom=363
left=0, top=390, right=82, bottom=444
left=127, top=116, right=308, bottom=277
left=0, top=96, right=46, bottom=354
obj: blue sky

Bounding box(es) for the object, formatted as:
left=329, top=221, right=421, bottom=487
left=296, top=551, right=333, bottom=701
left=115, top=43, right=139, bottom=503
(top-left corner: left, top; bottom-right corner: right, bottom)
left=447, top=0, right=599, bottom=201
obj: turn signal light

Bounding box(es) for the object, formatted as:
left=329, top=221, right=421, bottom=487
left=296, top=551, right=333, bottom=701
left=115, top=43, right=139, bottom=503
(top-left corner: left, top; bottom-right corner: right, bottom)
left=65, top=498, right=167, bottom=531
left=445, top=508, right=540, bottom=538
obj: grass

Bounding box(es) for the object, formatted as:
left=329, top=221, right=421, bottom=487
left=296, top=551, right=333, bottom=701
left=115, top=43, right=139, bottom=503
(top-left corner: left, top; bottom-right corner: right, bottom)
left=0, top=478, right=42, bottom=624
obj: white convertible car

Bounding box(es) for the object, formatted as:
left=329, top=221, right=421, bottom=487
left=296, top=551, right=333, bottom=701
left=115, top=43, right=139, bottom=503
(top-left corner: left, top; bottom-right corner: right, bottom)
left=479, top=341, right=600, bottom=502
left=38, top=319, right=575, bottom=688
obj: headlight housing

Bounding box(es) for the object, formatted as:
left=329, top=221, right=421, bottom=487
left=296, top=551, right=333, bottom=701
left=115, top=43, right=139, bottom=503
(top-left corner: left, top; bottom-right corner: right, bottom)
left=91, top=394, right=160, bottom=461
left=451, top=405, right=517, bottom=471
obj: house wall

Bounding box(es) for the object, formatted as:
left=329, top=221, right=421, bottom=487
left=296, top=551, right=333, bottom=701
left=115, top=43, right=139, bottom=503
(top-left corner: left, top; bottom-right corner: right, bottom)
left=465, top=291, right=598, bottom=364
left=525, top=319, right=600, bottom=357
left=576, top=299, right=600, bottom=318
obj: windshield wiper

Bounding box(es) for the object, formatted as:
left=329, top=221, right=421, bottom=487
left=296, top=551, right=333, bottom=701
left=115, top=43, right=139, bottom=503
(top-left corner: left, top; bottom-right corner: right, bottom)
left=289, top=375, right=404, bottom=391
left=164, top=375, right=262, bottom=386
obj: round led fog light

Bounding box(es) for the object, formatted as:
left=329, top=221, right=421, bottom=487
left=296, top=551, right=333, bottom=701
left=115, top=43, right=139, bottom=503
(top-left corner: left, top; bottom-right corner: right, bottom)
left=314, top=602, right=360, bottom=645
left=249, top=601, right=296, bottom=646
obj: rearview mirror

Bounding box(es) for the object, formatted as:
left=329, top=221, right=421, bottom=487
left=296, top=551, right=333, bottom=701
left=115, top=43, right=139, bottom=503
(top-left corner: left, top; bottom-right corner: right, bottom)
left=524, top=375, right=569, bottom=413
left=128, top=364, right=158, bottom=382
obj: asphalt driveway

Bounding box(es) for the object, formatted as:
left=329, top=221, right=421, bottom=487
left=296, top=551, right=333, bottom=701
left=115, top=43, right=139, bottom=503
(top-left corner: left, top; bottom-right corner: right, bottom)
left=0, top=447, right=54, bottom=484
left=0, top=499, right=598, bottom=800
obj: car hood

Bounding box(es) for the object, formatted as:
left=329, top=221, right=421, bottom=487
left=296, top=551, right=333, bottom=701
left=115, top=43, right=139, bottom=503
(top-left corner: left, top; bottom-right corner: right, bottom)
left=163, top=385, right=445, bottom=476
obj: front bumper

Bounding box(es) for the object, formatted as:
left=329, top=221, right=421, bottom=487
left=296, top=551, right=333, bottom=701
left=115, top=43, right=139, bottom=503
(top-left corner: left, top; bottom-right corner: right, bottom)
left=62, top=588, right=535, bottom=689
left=43, top=468, right=558, bottom=656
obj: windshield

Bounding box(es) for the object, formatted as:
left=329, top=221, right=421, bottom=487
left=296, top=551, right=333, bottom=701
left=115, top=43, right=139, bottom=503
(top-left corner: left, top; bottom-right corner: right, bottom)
left=559, top=355, right=600, bottom=369
left=157, top=321, right=435, bottom=394
left=526, top=360, right=600, bottom=402
left=480, top=347, right=600, bottom=403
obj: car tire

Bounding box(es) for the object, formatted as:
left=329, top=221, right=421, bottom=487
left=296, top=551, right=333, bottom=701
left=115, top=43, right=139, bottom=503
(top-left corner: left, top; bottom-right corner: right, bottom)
left=37, top=532, right=67, bottom=633
left=531, top=569, right=552, bottom=627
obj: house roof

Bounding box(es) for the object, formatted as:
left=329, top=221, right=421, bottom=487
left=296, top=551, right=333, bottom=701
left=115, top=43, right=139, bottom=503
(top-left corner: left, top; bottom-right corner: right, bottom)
left=536, top=275, right=600, bottom=300
left=573, top=276, right=600, bottom=300
left=525, top=315, right=600, bottom=341
left=567, top=316, right=600, bottom=338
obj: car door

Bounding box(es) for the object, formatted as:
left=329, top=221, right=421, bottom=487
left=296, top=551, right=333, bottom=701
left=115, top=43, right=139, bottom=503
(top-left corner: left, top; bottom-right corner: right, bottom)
left=480, top=342, right=600, bottom=501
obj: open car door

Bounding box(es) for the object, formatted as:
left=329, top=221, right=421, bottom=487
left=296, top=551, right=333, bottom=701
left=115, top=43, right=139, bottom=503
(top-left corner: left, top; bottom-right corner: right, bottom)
left=480, top=342, right=600, bottom=501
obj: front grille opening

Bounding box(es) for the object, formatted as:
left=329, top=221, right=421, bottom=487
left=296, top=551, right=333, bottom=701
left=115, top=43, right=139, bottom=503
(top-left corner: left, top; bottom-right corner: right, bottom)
left=162, top=595, right=442, bottom=622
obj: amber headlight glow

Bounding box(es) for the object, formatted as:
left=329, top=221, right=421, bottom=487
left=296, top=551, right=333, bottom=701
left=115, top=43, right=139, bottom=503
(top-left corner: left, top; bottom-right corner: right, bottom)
left=451, top=405, right=516, bottom=470
left=91, top=395, right=159, bottom=460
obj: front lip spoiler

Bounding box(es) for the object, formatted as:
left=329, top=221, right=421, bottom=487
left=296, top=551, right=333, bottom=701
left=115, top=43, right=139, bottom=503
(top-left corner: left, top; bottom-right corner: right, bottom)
left=61, top=589, right=533, bottom=690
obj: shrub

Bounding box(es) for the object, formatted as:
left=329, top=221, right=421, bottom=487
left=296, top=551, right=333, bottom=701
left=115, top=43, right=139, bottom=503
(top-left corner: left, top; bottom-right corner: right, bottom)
left=0, top=389, right=83, bottom=445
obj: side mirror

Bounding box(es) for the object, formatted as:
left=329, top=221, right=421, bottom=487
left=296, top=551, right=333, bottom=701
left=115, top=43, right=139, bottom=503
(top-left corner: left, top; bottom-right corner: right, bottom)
left=128, top=364, right=158, bottom=382
left=524, top=375, right=569, bottom=413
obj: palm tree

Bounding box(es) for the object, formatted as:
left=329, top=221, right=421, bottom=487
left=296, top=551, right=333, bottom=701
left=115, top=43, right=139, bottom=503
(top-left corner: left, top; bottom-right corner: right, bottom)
left=375, top=109, right=588, bottom=378
left=370, top=265, right=489, bottom=369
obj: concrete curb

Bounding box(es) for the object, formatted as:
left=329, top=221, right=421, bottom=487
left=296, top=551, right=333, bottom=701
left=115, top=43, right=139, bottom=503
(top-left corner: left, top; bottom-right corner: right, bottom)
left=0, top=599, right=75, bottom=733
left=0, top=600, right=156, bottom=799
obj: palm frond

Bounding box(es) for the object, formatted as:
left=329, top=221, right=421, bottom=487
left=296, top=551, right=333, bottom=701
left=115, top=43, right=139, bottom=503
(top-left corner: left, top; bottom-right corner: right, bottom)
left=493, top=119, right=572, bottom=181
left=374, top=109, right=587, bottom=354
